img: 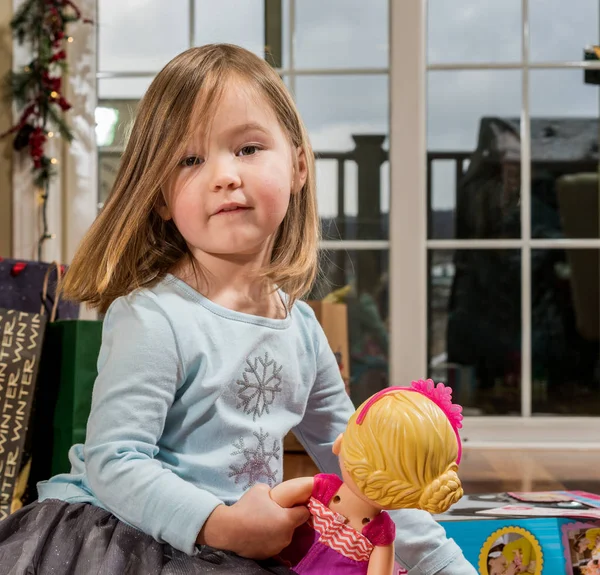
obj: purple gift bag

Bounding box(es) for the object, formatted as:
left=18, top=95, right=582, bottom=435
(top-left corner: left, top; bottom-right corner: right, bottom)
left=0, top=258, right=80, bottom=320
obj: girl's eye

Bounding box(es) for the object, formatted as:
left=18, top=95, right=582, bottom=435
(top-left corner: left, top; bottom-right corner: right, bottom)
left=180, top=156, right=203, bottom=167
left=238, top=145, right=259, bottom=156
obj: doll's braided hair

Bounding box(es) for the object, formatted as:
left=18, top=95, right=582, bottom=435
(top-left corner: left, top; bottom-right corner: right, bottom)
left=341, top=381, right=464, bottom=513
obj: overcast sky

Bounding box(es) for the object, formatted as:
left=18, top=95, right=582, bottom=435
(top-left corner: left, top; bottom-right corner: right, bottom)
left=97, top=0, right=600, bottom=217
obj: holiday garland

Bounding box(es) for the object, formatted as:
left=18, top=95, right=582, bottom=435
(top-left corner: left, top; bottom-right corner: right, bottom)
left=2, top=0, right=91, bottom=258
left=2, top=0, right=91, bottom=187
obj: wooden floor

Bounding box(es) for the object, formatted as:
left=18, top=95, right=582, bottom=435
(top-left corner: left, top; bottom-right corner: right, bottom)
left=283, top=448, right=600, bottom=494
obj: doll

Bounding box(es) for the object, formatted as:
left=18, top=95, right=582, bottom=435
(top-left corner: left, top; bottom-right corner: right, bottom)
left=270, top=379, right=465, bottom=575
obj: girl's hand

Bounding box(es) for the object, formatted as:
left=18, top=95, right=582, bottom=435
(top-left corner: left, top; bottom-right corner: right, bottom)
left=197, top=483, right=310, bottom=559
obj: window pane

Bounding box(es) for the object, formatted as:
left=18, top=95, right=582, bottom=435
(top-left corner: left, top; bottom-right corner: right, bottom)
left=427, top=0, right=521, bottom=64
left=194, top=0, right=265, bottom=57
left=96, top=99, right=138, bottom=149
left=312, top=249, right=389, bottom=407
left=98, top=0, right=189, bottom=73
left=428, top=249, right=522, bottom=416
left=529, top=70, right=600, bottom=239
left=532, top=249, right=600, bottom=415
left=98, top=77, right=153, bottom=100
left=294, top=0, right=388, bottom=69
left=99, top=150, right=121, bottom=207
left=530, top=0, right=599, bottom=62
left=97, top=96, right=139, bottom=206
left=427, top=70, right=522, bottom=239
left=295, top=75, right=389, bottom=240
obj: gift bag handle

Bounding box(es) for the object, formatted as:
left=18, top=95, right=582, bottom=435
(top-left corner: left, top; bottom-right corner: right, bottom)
left=41, top=261, right=63, bottom=322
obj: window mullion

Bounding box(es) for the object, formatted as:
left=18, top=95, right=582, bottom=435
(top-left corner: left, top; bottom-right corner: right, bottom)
left=521, top=0, right=532, bottom=418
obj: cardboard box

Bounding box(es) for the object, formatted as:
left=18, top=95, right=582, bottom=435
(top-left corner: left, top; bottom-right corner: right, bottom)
left=306, top=300, right=350, bottom=390
left=284, top=300, right=350, bottom=453
left=435, top=491, right=600, bottom=574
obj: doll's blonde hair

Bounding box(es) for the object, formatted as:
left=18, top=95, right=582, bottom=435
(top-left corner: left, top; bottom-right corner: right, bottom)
left=340, top=390, right=463, bottom=513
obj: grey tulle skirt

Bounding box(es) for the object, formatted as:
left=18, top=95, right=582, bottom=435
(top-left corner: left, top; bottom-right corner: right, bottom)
left=0, top=499, right=296, bottom=574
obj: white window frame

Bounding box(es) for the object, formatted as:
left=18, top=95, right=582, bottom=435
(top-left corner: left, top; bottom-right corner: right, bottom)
left=390, top=0, right=600, bottom=447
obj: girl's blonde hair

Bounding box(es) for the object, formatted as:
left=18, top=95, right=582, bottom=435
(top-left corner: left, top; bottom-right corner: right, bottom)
left=341, top=390, right=463, bottom=513
left=62, top=44, right=318, bottom=312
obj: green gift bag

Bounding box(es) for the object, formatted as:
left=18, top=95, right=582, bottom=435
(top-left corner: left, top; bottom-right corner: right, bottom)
left=48, top=319, right=102, bottom=476
left=27, top=264, right=103, bottom=490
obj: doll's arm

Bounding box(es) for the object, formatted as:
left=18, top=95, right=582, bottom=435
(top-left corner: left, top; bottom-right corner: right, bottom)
left=368, top=543, right=395, bottom=575
left=270, top=477, right=314, bottom=508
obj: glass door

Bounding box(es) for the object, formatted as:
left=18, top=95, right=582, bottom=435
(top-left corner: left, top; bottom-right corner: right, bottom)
left=393, top=0, right=600, bottom=444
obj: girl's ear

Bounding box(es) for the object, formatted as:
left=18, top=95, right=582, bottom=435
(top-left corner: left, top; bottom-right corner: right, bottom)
left=156, top=190, right=172, bottom=221
left=292, top=147, right=308, bottom=194
left=332, top=433, right=344, bottom=456
left=157, top=205, right=172, bottom=221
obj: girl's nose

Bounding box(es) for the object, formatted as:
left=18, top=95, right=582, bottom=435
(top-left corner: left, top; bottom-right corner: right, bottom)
left=209, top=157, right=241, bottom=192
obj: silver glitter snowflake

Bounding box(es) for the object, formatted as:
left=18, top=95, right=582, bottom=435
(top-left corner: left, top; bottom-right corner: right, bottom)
left=236, top=352, right=283, bottom=421
left=228, top=429, right=281, bottom=489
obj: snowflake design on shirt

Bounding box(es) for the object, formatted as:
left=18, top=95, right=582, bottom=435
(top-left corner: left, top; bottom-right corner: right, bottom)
left=229, top=429, right=280, bottom=489
left=236, top=352, right=283, bottom=421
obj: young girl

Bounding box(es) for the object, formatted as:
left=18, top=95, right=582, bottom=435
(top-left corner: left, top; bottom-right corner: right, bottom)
left=270, top=381, right=465, bottom=574
left=0, top=44, right=476, bottom=574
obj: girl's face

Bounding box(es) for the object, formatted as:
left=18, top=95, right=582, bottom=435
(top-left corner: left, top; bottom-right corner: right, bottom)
left=160, top=76, right=306, bottom=265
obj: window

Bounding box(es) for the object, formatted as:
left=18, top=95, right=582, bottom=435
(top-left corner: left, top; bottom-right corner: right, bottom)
left=424, top=1, right=600, bottom=424
left=97, top=0, right=390, bottom=406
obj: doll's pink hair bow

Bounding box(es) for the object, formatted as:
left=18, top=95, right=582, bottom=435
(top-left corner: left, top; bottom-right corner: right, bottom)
left=356, top=379, right=463, bottom=465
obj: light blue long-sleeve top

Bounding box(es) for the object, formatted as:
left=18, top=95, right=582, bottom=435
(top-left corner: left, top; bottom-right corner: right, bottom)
left=38, top=274, right=476, bottom=574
